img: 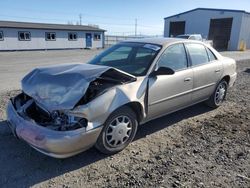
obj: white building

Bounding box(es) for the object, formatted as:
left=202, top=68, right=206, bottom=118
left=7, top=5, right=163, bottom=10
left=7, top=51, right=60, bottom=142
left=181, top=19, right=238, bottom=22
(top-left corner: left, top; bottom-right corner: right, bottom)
left=164, top=8, right=250, bottom=50
left=0, top=21, right=105, bottom=51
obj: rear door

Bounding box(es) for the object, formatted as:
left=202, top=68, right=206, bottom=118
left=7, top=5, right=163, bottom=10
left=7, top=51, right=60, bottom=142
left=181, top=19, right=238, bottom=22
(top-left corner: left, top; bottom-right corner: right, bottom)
left=185, top=43, right=223, bottom=103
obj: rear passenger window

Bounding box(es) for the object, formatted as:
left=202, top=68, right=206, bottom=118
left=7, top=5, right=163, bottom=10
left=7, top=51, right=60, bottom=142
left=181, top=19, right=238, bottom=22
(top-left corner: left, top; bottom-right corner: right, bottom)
left=206, top=48, right=217, bottom=61
left=158, top=44, right=188, bottom=71
left=185, top=43, right=209, bottom=66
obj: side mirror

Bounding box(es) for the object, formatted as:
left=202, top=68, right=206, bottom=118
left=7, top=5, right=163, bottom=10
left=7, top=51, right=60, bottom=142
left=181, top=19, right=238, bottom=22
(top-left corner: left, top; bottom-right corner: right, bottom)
left=150, top=67, right=175, bottom=77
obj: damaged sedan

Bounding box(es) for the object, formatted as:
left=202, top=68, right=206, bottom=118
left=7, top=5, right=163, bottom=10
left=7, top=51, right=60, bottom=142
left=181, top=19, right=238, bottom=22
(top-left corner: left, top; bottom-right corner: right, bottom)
left=7, top=38, right=237, bottom=158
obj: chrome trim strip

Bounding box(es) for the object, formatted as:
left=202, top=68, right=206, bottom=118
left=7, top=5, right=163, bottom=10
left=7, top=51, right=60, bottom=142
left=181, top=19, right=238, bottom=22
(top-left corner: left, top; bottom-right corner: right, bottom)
left=149, top=89, right=193, bottom=106
left=192, top=83, right=215, bottom=92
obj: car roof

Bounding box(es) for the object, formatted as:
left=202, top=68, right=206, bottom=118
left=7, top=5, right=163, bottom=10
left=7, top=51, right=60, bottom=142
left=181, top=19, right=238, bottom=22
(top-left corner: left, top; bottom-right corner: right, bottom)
left=123, top=37, right=187, bottom=46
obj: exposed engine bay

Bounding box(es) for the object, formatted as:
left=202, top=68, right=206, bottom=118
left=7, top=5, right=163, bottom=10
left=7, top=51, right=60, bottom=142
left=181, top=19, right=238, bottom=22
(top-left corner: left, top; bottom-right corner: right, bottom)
left=13, top=93, right=88, bottom=131
left=76, top=69, right=134, bottom=106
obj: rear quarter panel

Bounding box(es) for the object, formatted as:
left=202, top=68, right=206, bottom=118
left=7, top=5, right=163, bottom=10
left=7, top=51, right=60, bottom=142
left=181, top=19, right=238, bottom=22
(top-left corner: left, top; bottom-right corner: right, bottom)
left=220, top=57, right=237, bottom=87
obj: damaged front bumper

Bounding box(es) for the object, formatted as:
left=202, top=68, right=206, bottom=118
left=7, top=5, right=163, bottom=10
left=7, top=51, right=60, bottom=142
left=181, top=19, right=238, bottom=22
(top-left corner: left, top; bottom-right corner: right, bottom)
left=6, top=100, right=103, bottom=158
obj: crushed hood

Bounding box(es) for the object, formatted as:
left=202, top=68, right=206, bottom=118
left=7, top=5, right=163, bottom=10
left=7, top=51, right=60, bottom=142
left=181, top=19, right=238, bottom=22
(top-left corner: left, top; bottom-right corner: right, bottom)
left=22, top=63, right=136, bottom=111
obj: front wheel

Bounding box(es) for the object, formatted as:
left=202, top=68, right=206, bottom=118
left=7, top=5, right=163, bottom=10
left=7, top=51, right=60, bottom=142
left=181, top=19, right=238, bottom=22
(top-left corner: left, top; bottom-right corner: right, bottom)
left=205, top=80, right=228, bottom=108
left=95, top=106, right=138, bottom=155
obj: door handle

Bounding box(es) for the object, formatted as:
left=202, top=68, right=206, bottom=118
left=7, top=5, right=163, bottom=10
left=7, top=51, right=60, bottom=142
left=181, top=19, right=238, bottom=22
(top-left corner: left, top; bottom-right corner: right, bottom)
left=184, top=78, right=191, bottom=82
left=215, top=69, right=221, bottom=73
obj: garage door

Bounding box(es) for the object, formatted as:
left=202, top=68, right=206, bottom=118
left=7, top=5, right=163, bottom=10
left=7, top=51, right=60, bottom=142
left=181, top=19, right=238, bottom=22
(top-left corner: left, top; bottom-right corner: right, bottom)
left=208, top=18, right=233, bottom=50
left=169, top=21, right=185, bottom=37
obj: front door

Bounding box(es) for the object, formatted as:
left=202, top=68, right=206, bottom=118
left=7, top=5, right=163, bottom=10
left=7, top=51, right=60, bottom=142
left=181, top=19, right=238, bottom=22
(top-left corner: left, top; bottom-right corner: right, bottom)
left=86, top=33, right=92, bottom=48
left=147, top=43, right=193, bottom=120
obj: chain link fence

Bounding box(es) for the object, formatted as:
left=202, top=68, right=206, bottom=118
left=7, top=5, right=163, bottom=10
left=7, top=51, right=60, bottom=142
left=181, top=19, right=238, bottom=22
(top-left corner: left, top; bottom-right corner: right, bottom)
left=104, top=35, right=145, bottom=47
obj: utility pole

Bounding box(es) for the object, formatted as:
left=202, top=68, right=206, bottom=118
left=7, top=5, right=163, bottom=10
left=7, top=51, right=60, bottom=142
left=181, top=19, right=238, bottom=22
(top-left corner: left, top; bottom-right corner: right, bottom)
left=79, top=14, right=82, bottom=25
left=135, top=18, right=137, bottom=36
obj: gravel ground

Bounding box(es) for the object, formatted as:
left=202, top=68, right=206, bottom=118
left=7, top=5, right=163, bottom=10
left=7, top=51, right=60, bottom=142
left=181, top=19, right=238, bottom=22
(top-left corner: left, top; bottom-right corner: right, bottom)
left=221, top=50, right=250, bottom=61
left=0, top=58, right=249, bottom=187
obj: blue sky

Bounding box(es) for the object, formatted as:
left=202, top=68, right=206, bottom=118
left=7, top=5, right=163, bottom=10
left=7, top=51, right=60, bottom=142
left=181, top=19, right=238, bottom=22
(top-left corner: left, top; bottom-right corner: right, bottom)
left=1, top=0, right=250, bottom=35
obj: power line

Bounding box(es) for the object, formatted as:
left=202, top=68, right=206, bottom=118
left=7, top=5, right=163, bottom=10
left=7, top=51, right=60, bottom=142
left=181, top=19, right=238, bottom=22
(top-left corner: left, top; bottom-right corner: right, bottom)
left=0, top=14, right=163, bottom=35
left=3, top=8, right=136, bottom=22
left=0, top=14, right=136, bottom=26
left=0, top=14, right=77, bottom=23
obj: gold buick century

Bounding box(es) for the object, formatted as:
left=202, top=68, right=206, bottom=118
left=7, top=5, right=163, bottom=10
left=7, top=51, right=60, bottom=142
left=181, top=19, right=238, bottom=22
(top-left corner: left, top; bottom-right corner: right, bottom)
left=7, top=38, right=237, bottom=158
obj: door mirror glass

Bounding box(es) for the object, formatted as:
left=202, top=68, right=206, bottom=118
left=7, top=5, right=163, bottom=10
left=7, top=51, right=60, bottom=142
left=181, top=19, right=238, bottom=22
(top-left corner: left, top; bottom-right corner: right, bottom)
left=150, top=67, right=175, bottom=76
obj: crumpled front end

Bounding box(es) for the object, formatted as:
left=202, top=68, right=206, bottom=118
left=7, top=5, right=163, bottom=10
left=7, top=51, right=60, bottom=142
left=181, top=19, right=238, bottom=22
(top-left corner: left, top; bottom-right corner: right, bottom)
left=21, top=63, right=136, bottom=112
left=6, top=93, right=103, bottom=158
left=6, top=63, right=147, bottom=158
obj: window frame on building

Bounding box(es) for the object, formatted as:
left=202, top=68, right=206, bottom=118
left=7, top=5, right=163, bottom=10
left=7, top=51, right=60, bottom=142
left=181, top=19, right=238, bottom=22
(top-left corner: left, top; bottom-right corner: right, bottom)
left=0, top=31, right=3, bottom=41
left=18, top=31, right=31, bottom=41
left=68, top=32, right=78, bottom=41
left=45, top=32, right=56, bottom=41
left=94, top=33, right=101, bottom=41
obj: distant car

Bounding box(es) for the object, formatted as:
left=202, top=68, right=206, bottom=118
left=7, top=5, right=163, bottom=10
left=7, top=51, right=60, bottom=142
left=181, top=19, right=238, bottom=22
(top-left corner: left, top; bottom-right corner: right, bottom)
left=176, top=34, right=213, bottom=46
left=7, top=38, right=237, bottom=158
left=176, top=34, right=203, bottom=41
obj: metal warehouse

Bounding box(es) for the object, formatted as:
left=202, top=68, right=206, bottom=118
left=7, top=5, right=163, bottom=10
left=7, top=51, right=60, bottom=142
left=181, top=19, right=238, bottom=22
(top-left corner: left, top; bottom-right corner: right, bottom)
left=164, top=8, right=250, bottom=50
left=0, top=21, right=105, bottom=51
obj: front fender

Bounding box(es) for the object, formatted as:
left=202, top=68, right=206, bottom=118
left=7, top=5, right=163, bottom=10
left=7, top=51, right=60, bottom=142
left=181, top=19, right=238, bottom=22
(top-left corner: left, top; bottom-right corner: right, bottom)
left=68, top=86, right=146, bottom=127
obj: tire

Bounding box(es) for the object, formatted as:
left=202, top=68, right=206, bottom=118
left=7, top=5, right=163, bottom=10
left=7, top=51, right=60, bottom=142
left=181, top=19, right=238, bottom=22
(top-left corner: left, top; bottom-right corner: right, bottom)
left=95, top=106, right=138, bottom=155
left=205, top=79, right=228, bottom=108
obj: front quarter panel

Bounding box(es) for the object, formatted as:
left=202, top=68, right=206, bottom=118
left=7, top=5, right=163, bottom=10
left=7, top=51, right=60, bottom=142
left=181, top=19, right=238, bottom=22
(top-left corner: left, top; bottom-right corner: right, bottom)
left=68, top=77, right=148, bottom=127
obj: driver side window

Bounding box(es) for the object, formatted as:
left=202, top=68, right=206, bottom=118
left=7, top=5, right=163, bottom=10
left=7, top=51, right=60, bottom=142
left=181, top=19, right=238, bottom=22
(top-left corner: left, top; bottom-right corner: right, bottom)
left=158, top=43, right=188, bottom=71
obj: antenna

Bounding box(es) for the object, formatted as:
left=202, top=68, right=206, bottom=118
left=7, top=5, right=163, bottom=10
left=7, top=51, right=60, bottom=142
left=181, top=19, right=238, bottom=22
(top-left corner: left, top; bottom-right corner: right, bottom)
left=135, top=18, right=137, bottom=36
left=79, top=14, right=82, bottom=25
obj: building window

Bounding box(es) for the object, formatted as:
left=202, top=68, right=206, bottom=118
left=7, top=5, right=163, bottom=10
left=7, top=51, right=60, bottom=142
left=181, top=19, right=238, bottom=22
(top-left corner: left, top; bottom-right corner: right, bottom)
left=45, top=32, right=56, bottom=41
left=68, top=33, right=77, bottom=41
left=94, top=34, right=101, bottom=41
left=0, top=31, right=3, bottom=41
left=18, top=31, right=31, bottom=41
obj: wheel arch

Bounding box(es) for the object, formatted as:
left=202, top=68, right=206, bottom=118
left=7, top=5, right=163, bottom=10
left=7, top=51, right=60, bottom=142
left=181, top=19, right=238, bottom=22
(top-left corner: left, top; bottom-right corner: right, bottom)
left=221, top=75, right=230, bottom=84
left=124, top=102, right=144, bottom=123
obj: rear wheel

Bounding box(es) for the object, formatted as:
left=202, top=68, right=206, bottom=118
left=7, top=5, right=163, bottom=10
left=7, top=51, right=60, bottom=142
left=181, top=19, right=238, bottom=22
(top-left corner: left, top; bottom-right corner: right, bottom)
left=205, top=80, right=228, bottom=108
left=95, top=106, right=138, bottom=154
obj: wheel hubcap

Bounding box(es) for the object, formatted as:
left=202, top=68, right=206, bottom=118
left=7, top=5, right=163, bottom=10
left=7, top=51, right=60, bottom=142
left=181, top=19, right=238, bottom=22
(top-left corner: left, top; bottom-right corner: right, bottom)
left=105, top=116, right=132, bottom=147
left=215, top=83, right=226, bottom=105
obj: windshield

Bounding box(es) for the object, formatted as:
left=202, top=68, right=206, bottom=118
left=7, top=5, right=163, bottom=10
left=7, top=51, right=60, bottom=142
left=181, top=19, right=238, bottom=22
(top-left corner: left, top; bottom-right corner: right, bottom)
left=88, top=42, right=161, bottom=76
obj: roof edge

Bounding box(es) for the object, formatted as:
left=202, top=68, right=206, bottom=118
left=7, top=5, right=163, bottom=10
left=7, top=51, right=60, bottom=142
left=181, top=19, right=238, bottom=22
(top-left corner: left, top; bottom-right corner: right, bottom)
left=164, top=8, right=250, bottom=20
left=0, top=20, right=106, bottom=32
